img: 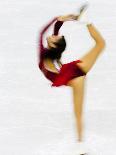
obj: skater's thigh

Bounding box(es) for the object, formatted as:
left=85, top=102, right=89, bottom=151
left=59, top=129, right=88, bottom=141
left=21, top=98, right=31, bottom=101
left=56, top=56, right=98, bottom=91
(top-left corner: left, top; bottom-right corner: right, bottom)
left=67, top=75, right=86, bottom=88
left=76, top=45, right=104, bottom=74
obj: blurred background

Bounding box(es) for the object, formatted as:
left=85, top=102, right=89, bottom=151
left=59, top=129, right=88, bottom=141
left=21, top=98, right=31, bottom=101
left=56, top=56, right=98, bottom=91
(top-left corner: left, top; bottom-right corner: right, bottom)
left=0, top=0, right=116, bottom=154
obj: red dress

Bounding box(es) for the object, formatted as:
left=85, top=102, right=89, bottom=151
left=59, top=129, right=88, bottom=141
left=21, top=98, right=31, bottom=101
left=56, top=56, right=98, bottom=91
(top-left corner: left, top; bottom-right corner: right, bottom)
left=38, top=17, right=86, bottom=87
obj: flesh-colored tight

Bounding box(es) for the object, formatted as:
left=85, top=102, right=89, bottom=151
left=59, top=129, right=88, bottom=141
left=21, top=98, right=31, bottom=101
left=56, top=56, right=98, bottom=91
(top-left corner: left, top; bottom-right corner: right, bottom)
left=67, top=24, right=106, bottom=142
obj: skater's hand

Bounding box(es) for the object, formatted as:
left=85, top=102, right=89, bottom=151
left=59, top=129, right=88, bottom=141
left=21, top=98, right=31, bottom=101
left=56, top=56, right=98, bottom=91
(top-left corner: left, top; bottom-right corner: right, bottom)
left=57, top=14, right=78, bottom=21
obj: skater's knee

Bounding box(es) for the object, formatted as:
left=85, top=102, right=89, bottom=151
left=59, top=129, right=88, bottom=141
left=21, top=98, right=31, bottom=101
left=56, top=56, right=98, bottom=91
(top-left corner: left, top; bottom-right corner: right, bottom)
left=96, top=38, right=106, bottom=50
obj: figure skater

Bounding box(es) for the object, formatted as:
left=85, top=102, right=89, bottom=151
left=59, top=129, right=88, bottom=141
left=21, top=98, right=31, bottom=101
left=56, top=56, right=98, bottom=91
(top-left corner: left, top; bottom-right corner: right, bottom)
left=37, top=4, right=105, bottom=154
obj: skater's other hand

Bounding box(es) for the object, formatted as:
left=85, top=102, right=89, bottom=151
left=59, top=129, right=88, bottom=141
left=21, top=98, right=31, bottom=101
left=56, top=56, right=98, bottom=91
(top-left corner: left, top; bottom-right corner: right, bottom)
left=57, top=14, right=78, bottom=21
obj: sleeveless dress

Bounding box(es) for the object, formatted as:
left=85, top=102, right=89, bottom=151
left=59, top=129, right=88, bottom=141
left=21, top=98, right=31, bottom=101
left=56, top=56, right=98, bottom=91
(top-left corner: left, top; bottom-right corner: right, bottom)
left=38, top=17, right=86, bottom=87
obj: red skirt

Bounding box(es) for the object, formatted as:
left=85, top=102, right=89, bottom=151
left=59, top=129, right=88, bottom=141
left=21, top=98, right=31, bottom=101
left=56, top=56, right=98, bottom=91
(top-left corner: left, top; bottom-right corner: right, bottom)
left=48, top=59, right=86, bottom=87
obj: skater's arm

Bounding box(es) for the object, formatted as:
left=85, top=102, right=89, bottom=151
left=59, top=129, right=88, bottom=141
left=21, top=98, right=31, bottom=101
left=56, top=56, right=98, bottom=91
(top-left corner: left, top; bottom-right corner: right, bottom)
left=87, top=24, right=106, bottom=49
left=53, top=20, right=64, bottom=35
left=53, top=14, right=79, bottom=35
left=39, top=17, right=57, bottom=51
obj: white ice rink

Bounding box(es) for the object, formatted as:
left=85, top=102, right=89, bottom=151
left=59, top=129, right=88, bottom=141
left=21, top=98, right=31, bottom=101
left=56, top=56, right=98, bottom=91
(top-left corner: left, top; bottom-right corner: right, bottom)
left=0, top=0, right=116, bottom=154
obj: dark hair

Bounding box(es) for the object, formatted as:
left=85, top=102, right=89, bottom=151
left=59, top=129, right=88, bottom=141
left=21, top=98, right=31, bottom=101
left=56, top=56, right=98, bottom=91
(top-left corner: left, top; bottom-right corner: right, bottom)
left=45, top=36, right=66, bottom=60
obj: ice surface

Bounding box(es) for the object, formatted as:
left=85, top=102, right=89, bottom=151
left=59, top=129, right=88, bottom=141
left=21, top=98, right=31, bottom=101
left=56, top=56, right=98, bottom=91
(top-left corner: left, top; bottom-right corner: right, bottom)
left=0, top=0, right=116, bottom=154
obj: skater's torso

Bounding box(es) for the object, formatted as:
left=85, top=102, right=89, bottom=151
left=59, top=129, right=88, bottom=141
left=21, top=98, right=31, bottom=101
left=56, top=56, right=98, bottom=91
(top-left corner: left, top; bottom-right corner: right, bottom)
left=43, top=58, right=59, bottom=74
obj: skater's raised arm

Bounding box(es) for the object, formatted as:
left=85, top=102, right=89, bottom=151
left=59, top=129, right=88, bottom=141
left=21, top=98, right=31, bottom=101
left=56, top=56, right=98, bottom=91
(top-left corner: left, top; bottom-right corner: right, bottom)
left=53, top=14, right=79, bottom=35
left=39, top=17, right=57, bottom=52
left=53, top=20, right=64, bottom=35
left=87, top=24, right=106, bottom=49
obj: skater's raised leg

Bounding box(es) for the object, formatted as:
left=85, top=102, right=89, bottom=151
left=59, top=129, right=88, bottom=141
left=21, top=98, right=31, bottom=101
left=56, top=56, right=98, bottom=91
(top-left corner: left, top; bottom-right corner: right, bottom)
left=77, top=24, right=106, bottom=74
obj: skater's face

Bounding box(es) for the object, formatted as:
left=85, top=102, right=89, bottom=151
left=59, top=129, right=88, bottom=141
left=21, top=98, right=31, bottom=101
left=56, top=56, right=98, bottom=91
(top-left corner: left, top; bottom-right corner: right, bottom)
left=47, top=35, right=63, bottom=48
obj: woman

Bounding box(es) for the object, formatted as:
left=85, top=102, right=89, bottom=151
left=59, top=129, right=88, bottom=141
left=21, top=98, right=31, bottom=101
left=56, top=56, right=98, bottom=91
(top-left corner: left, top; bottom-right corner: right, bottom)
left=38, top=5, right=88, bottom=87
left=38, top=4, right=106, bottom=150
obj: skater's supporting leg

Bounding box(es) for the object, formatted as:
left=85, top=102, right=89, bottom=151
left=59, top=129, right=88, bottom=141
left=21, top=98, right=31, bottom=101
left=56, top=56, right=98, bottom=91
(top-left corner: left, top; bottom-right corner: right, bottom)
left=70, top=76, right=85, bottom=142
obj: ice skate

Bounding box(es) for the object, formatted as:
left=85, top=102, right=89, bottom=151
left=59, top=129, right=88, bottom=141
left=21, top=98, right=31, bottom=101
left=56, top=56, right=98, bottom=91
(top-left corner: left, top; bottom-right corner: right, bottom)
left=77, top=2, right=89, bottom=20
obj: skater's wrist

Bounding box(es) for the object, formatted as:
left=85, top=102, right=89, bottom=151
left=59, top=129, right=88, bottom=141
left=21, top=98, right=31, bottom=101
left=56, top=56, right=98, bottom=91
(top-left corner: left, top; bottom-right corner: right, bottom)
left=57, top=16, right=64, bottom=21
left=57, top=14, right=79, bottom=22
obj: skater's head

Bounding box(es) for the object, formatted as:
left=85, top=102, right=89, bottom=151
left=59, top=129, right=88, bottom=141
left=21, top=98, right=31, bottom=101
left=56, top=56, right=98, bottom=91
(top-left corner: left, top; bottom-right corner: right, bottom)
left=46, top=35, right=66, bottom=59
